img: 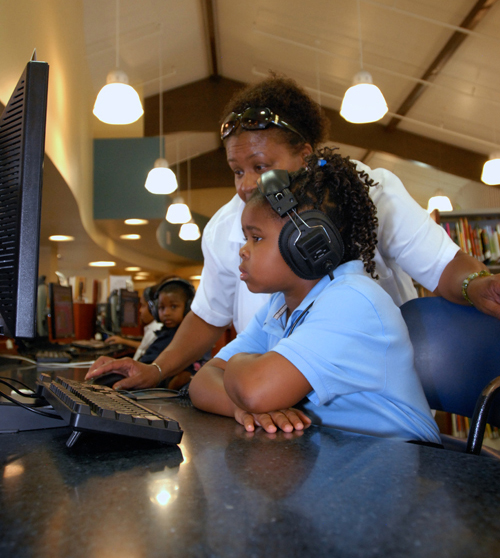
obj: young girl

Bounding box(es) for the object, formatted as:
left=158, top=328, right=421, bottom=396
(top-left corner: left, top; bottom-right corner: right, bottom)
left=189, top=148, right=441, bottom=444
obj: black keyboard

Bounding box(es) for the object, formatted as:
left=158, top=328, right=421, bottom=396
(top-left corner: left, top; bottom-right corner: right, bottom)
left=37, top=374, right=183, bottom=448
left=36, top=350, right=72, bottom=363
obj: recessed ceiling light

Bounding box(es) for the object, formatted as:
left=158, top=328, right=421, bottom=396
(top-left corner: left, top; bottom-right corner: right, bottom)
left=190, top=275, right=202, bottom=281
left=89, top=261, right=116, bottom=267
left=120, top=234, right=141, bottom=240
left=134, top=275, right=148, bottom=281
left=124, top=218, right=149, bottom=225
left=135, top=271, right=150, bottom=276
left=49, top=235, right=75, bottom=242
left=126, top=266, right=141, bottom=272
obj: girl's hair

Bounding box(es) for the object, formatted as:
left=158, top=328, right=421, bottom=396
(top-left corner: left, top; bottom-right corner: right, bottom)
left=221, top=73, right=329, bottom=149
left=251, top=147, right=379, bottom=278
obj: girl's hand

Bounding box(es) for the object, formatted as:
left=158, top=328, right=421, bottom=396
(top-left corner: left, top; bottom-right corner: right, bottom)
left=234, top=407, right=311, bottom=433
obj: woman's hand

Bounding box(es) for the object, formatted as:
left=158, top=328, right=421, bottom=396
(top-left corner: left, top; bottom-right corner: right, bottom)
left=85, top=357, right=162, bottom=389
left=234, top=407, right=311, bottom=433
left=466, top=273, right=500, bottom=320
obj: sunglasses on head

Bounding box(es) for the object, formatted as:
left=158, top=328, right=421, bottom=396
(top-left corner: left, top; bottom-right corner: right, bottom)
left=220, top=107, right=306, bottom=142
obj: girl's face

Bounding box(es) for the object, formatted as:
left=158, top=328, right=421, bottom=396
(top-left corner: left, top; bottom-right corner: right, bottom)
left=225, top=130, right=312, bottom=203
left=157, top=291, right=186, bottom=329
left=239, top=202, right=301, bottom=296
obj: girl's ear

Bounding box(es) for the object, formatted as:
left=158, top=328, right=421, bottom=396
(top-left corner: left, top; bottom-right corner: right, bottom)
left=300, top=143, right=313, bottom=164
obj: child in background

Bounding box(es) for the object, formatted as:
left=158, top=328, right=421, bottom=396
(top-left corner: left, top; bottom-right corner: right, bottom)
left=141, top=278, right=208, bottom=390
left=104, top=287, right=162, bottom=360
left=189, top=148, right=441, bottom=445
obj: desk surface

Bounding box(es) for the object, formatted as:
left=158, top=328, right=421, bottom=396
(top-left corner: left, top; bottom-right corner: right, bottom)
left=1, top=366, right=500, bottom=558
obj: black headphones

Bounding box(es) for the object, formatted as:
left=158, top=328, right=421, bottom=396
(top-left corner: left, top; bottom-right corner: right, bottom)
left=257, top=169, right=344, bottom=280
left=148, top=278, right=195, bottom=322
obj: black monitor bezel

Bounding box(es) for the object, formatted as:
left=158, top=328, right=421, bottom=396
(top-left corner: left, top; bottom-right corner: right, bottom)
left=0, top=60, right=48, bottom=339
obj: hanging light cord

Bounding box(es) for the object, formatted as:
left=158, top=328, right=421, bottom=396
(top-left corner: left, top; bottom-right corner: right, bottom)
left=159, top=23, right=164, bottom=159
left=187, top=157, right=191, bottom=208
left=356, top=0, right=363, bottom=70
left=115, top=0, right=120, bottom=69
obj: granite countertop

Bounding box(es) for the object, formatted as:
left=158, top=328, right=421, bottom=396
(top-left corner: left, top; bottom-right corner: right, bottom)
left=0, top=367, right=499, bottom=557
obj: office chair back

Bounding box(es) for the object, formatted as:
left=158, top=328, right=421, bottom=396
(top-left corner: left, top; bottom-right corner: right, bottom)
left=400, top=296, right=500, bottom=454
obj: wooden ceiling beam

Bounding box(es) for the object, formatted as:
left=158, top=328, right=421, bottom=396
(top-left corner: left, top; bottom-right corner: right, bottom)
left=143, top=77, right=487, bottom=184
left=385, top=0, right=498, bottom=133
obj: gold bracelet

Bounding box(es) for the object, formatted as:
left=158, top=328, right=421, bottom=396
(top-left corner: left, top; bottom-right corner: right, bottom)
left=151, top=362, right=163, bottom=385
left=461, top=270, right=491, bottom=306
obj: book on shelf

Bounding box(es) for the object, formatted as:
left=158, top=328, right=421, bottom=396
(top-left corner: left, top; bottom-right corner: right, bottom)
left=448, top=412, right=499, bottom=441
left=441, top=217, right=500, bottom=265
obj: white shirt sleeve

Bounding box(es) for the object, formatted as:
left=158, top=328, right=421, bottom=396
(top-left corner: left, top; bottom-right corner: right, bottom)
left=357, top=163, right=460, bottom=304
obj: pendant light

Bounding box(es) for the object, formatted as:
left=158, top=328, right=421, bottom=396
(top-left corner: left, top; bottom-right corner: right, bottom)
left=340, top=0, right=388, bottom=124
left=427, top=191, right=453, bottom=213
left=93, top=0, right=144, bottom=125
left=144, top=24, right=178, bottom=194
left=481, top=152, right=500, bottom=185
left=166, top=142, right=191, bottom=224
left=179, top=159, right=201, bottom=241
left=166, top=197, right=191, bottom=224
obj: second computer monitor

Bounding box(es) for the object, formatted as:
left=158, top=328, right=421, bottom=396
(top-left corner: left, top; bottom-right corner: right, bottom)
left=49, top=283, right=75, bottom=340
left=119, top=289, right=140, bottom=329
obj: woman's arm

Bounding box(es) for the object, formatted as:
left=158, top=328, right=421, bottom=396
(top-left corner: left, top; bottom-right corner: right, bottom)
left=85, top=311, right=227, bottom=389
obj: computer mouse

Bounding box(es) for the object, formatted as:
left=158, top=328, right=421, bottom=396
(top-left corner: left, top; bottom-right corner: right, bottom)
left=88, top=372, right=126, bottom=388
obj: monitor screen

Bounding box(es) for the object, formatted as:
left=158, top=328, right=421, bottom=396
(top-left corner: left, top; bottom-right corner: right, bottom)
left=49, top=283, right=75, bottom=339
left=0, top=57, right=49, bottom=338
left=119, top=289, right=140, bottom=328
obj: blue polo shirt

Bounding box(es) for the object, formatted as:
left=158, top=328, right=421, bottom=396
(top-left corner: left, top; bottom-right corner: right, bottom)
left=217, top=261, right=441, bottom=444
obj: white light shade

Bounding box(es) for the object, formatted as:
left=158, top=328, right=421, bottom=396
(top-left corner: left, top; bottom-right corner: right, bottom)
left=179, top=221, right=201, bottom=241
left=145, top=158, right=178, bottom=194
left=93, top=70, right=144, bottom=125
left=481, top=152, right=500, bottom=185
left=427, top=195, right=453, bottom=213
left=166, top=197, right=192, bottom=224
left=89, top=261, right=116, bottom=267
left=340, top=71, right=388, bottom=124
left=49, top=235, right=74, bottom=242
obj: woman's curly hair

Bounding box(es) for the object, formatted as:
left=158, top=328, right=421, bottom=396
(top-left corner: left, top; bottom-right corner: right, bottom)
left=221, top=73, right=329, bottom=149
left=290, top=147, right=379, bottom=278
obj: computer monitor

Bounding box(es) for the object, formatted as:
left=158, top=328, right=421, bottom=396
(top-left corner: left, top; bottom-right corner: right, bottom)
left=49, top=283, right=75, bottom=340
left=0, top=56, right=49, bottom=339
left=119, top=289, right=140, bottom=329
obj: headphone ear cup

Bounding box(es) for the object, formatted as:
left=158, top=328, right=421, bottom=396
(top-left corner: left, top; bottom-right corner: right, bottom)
left=278, top=210, right=344, bottom=280
left=148, top=298, right=160, bottom=323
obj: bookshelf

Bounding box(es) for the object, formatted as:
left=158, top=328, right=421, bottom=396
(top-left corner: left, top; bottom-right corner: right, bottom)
left=438, top=208, right=500, bottom=273
left=427, top=210, right=500, bottom=447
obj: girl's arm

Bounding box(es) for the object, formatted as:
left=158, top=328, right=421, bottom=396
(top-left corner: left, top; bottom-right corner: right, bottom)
left=223, top=352, right=312, bottom=414
left=189, top=356, right=311, bottom=433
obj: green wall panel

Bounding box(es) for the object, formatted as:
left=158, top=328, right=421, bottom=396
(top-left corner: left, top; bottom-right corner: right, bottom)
left=94, top=137, right=168, bottom=220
